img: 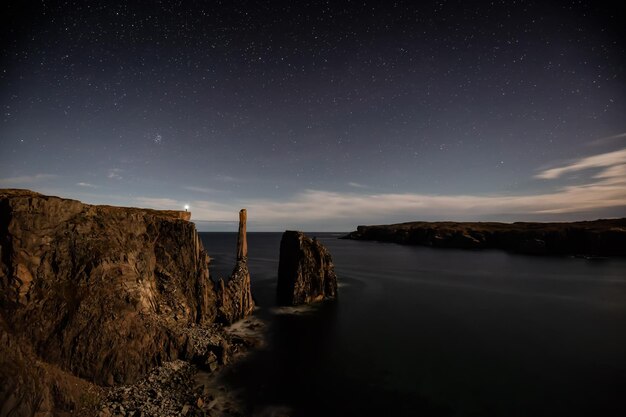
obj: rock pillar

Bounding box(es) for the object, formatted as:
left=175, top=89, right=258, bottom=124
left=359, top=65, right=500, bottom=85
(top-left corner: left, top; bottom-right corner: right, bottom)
left=215, top=208, right=254, bottom=324
left=236, top=209, right=247, bottom=260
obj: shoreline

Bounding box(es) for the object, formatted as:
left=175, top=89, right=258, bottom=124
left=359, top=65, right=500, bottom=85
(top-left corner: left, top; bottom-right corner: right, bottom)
left=97, top=314, right=267, bottom=417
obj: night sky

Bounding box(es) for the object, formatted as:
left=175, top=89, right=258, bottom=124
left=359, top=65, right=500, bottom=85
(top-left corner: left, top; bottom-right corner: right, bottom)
left=1, top=1, right=625, bottom=231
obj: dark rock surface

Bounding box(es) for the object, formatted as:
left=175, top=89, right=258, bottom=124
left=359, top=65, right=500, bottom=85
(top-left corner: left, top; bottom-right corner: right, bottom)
left=342, top=219, right=626, bottom=256
left=0, top=189, right=255, bottom=416
left=277, top=231, right=338, bottom=305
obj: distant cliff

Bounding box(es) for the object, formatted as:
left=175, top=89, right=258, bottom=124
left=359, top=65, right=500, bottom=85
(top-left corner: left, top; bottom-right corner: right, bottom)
left=277, top=231, right=338, bottom=305
left=342, top=219, right=626, bottom=256
left=0, top=189, right=253, bottom=416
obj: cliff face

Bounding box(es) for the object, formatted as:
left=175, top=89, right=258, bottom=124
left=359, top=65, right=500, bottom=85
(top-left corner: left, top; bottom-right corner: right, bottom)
left=342, top=219, right=626, bottom=256
left=0, top=190, right=253, bottom=416
left=277, top=231, right=338, bottom=305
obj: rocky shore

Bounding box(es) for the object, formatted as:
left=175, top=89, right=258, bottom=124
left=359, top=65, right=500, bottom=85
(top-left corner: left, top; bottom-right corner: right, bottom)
left=342, top=219, right=626, bottom=256
left=0, top=189, right=257, bottom=417
left=98, top=315, right=266, bottom=417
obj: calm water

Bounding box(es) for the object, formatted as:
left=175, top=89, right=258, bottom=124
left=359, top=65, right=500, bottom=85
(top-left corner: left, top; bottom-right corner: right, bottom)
left=200, top=232, right=626, bottom=417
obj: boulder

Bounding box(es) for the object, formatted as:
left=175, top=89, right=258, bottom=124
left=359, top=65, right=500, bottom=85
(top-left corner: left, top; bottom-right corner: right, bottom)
left=276, top=231, right=337, bottom=305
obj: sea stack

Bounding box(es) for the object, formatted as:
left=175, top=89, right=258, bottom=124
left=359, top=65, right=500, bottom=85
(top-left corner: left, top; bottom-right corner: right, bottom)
left=277, top=231, right=338, bottom=305
left=236, top=208, right=248, bottom=260
left=215, top=209, right=255, bottom=323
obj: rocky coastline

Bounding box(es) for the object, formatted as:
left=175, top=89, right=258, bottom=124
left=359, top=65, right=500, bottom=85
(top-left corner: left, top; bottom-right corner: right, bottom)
left=342, top=219, right=626, bottom=256
left=0, top=189, right=257, bottom=417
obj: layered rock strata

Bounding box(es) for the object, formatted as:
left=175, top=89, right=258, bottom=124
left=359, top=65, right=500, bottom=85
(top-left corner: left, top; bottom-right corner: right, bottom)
left=277, top=231, right=338, bottom=305
left=342, top=219, right=626, bottom=256
left=0, top=189, right=254, bottom=416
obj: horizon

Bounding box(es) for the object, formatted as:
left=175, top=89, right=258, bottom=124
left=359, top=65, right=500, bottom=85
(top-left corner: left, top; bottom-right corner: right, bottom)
left=1, top=1, right=625, bottom=231
left=3, top=187, right=625, bottom=233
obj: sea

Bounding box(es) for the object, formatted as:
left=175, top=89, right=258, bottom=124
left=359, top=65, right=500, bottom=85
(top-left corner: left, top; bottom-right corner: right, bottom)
left=199, top=232, right=626, bottom=417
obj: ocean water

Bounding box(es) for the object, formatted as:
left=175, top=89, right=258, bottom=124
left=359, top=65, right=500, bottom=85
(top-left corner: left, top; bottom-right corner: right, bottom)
left=199, top=232, right=626, bottom=417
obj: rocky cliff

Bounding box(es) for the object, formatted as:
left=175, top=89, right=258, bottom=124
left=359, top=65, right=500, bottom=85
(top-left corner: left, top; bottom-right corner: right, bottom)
left=342, top=219, right=626, bottom=256
left=0, top=189, right=254, bottom=416
left=277, top=231, right=338, bottom=305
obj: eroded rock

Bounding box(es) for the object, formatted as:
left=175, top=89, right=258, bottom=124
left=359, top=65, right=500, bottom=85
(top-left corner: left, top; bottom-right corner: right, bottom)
left=276, top=231, right=338, bottom=305
left=215, top=209, right=255, bottom=324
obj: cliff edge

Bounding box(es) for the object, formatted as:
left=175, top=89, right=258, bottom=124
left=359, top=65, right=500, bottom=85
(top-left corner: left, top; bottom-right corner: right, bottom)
left=0, top=189, right=253, bottom=416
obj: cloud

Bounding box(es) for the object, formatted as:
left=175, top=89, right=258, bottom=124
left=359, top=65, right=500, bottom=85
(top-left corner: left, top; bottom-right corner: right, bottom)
left=107, top=168, right=123, bottom=180
left=0, top=174, right=57, bottom=185
left=215, top=175, right=241, bottom=183
left=184, top=185, right=217, bottom=194
left=191, top=185, right=624, bottom=224
left=348, top=182, right=368, bottom=188
left=530, top=148, right=626, bottom=213
left=133, top=196, right=180, bottom=209
left=589, top=132, right=626, bottom=146
left=85, top=147, right=626, bottom=229
left=535, top=148, right=626, bottom=179
left=186, top=149, right=626, bottom=225
left=77, top=182, right=97, bottom=188
left=187, top=200, right=238, bottom=220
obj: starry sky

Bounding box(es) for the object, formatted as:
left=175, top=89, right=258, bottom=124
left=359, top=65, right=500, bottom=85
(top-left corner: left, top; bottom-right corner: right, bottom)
left=1, top=0, right=625, bottom=231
